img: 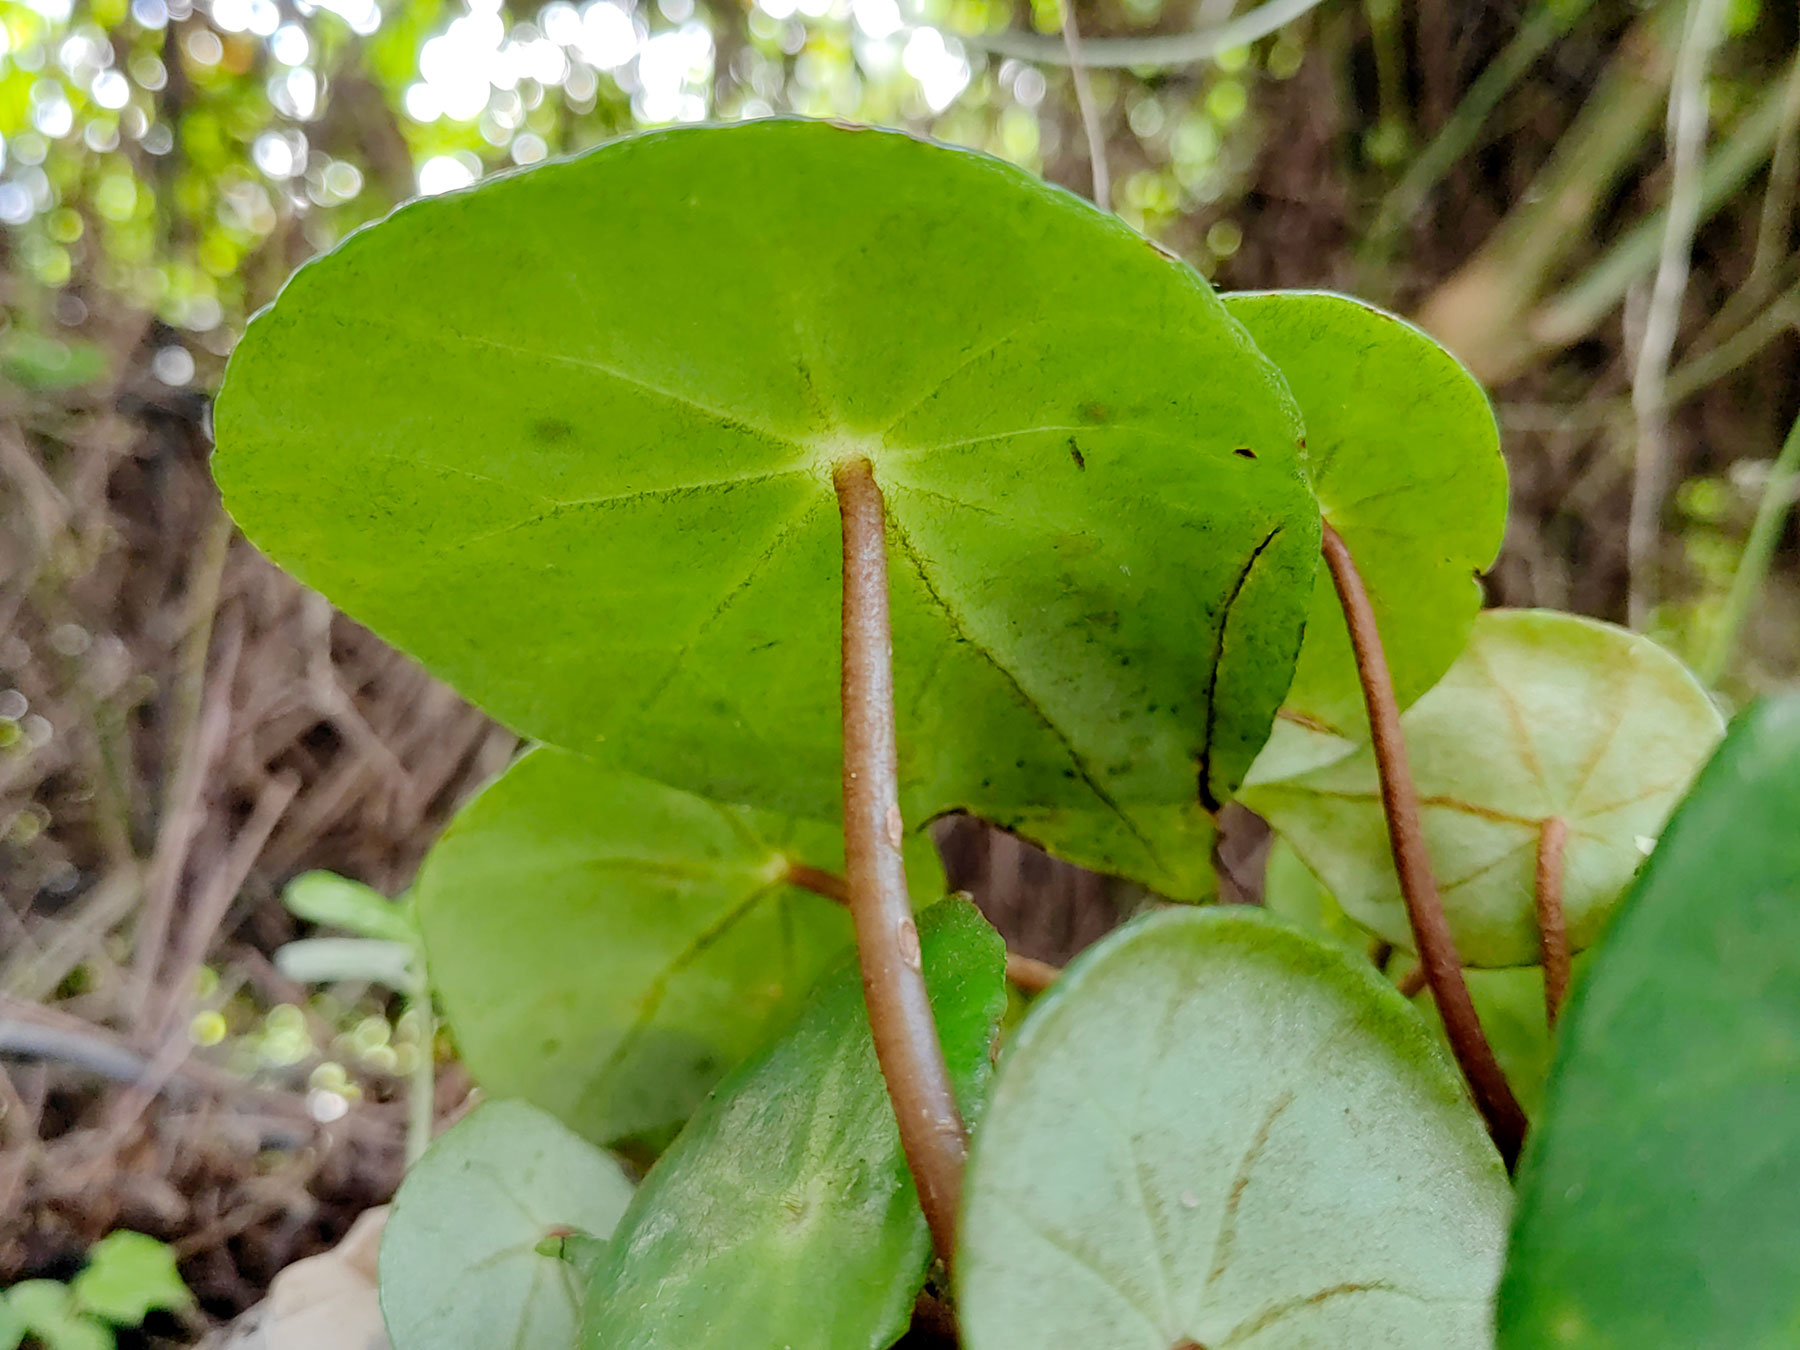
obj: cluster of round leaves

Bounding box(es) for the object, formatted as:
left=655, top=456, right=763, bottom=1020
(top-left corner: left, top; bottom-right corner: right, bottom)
left=214, top=119, right=1773, bottom=1350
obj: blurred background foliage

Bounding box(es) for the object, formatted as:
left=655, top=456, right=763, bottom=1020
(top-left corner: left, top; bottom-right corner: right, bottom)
left=2, top=0, right=1799, bottom=1330
left=1, top=0, right=1797, bottom=669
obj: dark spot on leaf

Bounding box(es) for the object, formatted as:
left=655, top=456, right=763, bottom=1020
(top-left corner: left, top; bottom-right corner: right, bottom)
left=1068, top=436, right=1086, bottom=470
left=533, top=417, right=574, bottom=444
left=1233, top=446, right=1257, bottom=460
left=1297, top=436, right=1307, bottom=451
left=1081, top=401, right=1109, bottom=423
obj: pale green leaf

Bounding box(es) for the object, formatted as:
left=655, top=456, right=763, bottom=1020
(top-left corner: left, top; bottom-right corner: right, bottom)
left=1243, top=609, right=1722, bottom=966
left=281, top=871, right=416, bottom=945
left=959, top=907, right=1511, bottom=1349
left=379, top=1099, right=634, bottom=1350
left=414, top=746, right=941, bottom=1149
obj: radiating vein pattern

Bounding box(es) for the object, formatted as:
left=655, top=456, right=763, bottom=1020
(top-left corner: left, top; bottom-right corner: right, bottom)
left=959, top=909, right=1510, bottom=1350
left=216, top=118, right=1319, bottom=871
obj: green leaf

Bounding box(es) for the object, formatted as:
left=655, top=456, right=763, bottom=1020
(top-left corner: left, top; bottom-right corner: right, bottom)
left=214, top=119, right=1320, bottom=875
left=1261, top=835, right=1373, bottom=956
left=69, top=1233, right=190, bottom=1326
left=1243, top=609, right=1722, bottom=966
left=379, top=1099, right=634, bottom=1350
left=3, top=1284, right=110, bottom=1350
left=0, top=1293, right=25, bottom=1350
left=0, top=331, right=109, bottom=391
left=1224, top=291, right=1507, bottom=738
left=280, top=870, right=417, bottom=944
left=415, top=746, right=941, bottom=1150
left=272, top=937, right=420, bottom=992
left=958, top=908, right=1511, bottom=1350
left=1499, top=695, right=1800, bottom=1348
left=582, top=898, right=1006, bottom=1350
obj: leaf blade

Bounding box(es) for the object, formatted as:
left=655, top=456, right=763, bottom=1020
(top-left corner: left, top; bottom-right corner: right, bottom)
left=582, top=898, right=1007, bottom=1350
left=958, top=907, right=1512, bottom=1350
left=1499, top=695, right=1800, bottom=1347
left=215, top=120, right=1320, bottom=877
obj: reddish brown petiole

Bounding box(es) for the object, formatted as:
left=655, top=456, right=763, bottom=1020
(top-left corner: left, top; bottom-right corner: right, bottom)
left=1319, top=522, right=1529, bottom=1169
left=1535, top=816, right=1571, bottom=1027
left=783, top=862, right=1064, bottom=996
left=834, top=457, right=970, bottom=1264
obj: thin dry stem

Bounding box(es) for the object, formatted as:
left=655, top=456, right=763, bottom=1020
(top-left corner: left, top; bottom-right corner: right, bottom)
left=1319, top=523, right=1528, bottom=1168
left=1628, top=0, right=1730, bottom=628
left=1003, top=952, right=1061, bottom=993
left=964, top=0, right=1325, bottom=68
left=1058, top=0, right=1109, bottom=211
left=1535, top=816, right=1571, bottom=1027
left=835, top=457, right=969, bottom=1265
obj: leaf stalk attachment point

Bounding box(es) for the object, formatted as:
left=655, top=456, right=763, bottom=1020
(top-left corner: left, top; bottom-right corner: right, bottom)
left=784, top=861, right=1062, bottom=995
left=1318, top=522, right=1528, bottom=1168
left=834, top=456, right=970, bottom=1264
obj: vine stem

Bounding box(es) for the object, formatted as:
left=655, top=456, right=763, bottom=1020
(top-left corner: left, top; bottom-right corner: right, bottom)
left=1535, top=817, right=1571, bottom=1028
left=835, top=457, right=970, bottom=1264
left=1319, top=523, right=1528, bottom=1168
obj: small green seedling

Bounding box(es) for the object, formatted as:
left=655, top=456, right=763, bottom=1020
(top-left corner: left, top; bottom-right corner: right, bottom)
left=0, top=1232, right=191, bottom=1350
left=276, top=871, right=435, bottom=1163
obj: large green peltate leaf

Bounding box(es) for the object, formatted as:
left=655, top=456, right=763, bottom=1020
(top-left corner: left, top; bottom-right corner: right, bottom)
left=414, top=746, right=943, bottom=1150
left=1243, top=609, right=1722, bottom=967
left=1499, top=696, right=1800, bottom=1348
left=582, top=899, right=1006, bottom=1350
left=958, top=907, right=1511, bottom=1349
left=380, top=1100, right=635, bottom=1350
left=214, top=119, right=1320, bottom=876
left=1223, top=291, right=1507, bottom=738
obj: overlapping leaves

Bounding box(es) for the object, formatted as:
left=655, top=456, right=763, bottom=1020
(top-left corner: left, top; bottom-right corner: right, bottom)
left=1500, top=697, right=1800, bottom=1346
left=414, top=746, right=943, bottom=1149
left=582, top=899, right=1006, bottom=1350
left=215, top=119, right=1321, bottom=879
left=1245, top=610, right=1722, bottom=966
